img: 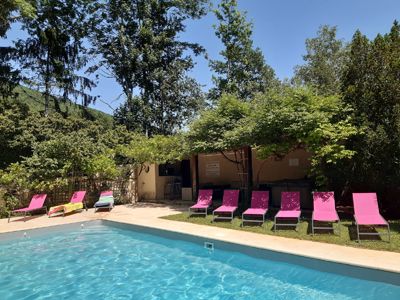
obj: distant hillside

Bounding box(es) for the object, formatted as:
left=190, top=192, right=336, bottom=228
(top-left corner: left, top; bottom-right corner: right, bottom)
left=12, top=86, right=113, bottom=126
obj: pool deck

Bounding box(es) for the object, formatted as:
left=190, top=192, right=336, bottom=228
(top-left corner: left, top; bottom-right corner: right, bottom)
left=1, top=203, right=400, bottom=274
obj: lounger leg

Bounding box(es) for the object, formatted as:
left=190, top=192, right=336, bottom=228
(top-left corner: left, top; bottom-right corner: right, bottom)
left=84, top=201, right=88, bottom=211
left=356, top=223, right=360, bottom=243
left=274, top=216, right=277, bottom=232
left=231, top=211, right=233, bottom=223
left=211, top=211, right=214, bottom=223
left=24, top=211, right=26, bottom=222
left=8, top=212, right=11, bottom=223
left=205, top=207, right=208, bottom=216
left=241, top=213, right=244, bottom=227
left=312, top=218, right=314, bottom=236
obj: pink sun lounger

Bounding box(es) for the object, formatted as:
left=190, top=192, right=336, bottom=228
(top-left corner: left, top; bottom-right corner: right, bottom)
left=212, top=190, right=240, bottom=222
left=312, top=192, right=341, bottom=235
left=8, top=194, right=47, bottom=223
left=353, top=193, right=390, bottom=243
left=188, top=189, right=213, bottom=217
left=48, top=191, right=87, bottom=217
left=274, top=192, right=301, bottom=231
left=241, top=191, right=269, bottom=226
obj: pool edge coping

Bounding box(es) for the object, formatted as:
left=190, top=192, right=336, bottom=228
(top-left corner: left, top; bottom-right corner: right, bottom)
left=1, top=205, right=400, bottom=275
left=102, top=217, right=400, bottom=275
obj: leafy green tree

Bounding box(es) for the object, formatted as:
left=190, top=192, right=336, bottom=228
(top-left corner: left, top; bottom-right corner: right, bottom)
left=246, top=87, right=358, bottom=186
left=187, top=93, right=251, bottom=190
left=0, top=0, right=35, bottom=37
left=0, top=46, right=20, bottom=99
left=0, top=99, right=30, bottom=167
left=16, top=0, right=97, bottom=115
left=0, top=0, right=34, bottom=99
left=187, top=94, right=250, bottom=153
left=341, top=21, right=400, bottom=196
left=209, top=0, right=276, bottom=101
left=293, top=25, right=347, bottom=95
left=91, top=0, right=209, bottom=135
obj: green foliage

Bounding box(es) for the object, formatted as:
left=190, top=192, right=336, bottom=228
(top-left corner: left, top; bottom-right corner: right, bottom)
left=341, top=21, right=400, bottom=190
left=294, top=25, right=348, bottom=95
left=209, top=0, right=276, bottom=101
left=187, top=88, right=358, bottom=187
left=118, top=134, right=188, bottom=168
left=16, top=0, right=97, bottom=115
left=92, top=0, right=209, bottom=135
left=0, top=46, right=20, bottom=99
left=0, top=0, right=35, bottom=38
left=187, top=94, right=250, bottom=153
left=14, top=86, right=112, bottom=124
left=0, top=94, right=129, bottom=194
left=248, top=87, right=358, bottom=185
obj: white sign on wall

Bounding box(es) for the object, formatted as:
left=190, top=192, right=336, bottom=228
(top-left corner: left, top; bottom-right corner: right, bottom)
left=206, top=162, right=220, bottom=177
left=289, top=158, right=299, bottom=167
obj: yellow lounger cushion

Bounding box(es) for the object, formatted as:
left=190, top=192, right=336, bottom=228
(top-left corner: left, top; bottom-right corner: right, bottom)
left=48, top=202, right=83, bottom=216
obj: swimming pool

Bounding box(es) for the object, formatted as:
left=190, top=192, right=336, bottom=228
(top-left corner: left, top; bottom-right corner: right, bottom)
left=0, top=221, right=399, bottom=299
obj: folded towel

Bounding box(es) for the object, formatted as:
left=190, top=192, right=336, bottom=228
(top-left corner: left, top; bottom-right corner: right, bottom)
left=48, top=202, right=83, bottom=216
left=94, top=196, right=114, bottom=208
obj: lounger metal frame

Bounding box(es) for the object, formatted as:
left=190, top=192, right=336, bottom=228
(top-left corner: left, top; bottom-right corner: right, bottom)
left=355, top=219, right=391, bottom=243
left=188, top=206, right=209, bottom=217
left=8, top=206, right=48, bottom=223
left=274, top=215, right=300, bottom=232
left=311, top=213, right=341, bottom=236
left=94, top=202, right=114, bottom=212
left=241, top=211, right=267, bottom=227
left=212, top=209, right=236, bottom=223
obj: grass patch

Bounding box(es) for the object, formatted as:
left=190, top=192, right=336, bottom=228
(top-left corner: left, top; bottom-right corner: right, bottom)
left=162, top=212, right=400, bottom=253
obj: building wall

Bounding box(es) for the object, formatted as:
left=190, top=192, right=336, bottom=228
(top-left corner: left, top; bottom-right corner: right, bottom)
left=138, top=164, right=180, bottom=201
left=198, top=152, right=243, bottom=188
left=253, top=149, right=311, bottom=185
left=198, top=149, right=311, bottom=188
left=137, top=164, right=157, bottom=200
left=138, top=149, right=312, bottom=201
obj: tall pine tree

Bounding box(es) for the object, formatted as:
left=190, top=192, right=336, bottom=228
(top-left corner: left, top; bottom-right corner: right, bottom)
left=341, top=21, right=400, bottom=195
left=16, top=0, right=97, bottom=115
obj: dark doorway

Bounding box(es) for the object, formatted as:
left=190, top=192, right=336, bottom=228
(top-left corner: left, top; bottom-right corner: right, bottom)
left=181, top=160, right=191, bottom=188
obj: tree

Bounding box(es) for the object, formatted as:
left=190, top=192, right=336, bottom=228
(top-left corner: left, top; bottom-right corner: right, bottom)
left=117, top=133, right=188, bottom=200
left=0, top=0, right=35, bottom=38
left=187, top=93, right=251, bottom=189
left=293, top=25, right=347, bottom=95
left=15, top=0, right=97, bottom=115
left=341, top=21, right=400, bottom=196
left=0, top=0, right=35, bottom=100
left=91, top=0, right=209, bottom=135
left=246, top=87, right=358, bottom=186
left=0, top=46, right=20, bottom=99
left=209, top=0, right=276, bottom=101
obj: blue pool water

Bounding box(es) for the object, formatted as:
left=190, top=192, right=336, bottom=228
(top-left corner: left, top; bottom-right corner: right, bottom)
left=0, top=222, right=399, bottom=299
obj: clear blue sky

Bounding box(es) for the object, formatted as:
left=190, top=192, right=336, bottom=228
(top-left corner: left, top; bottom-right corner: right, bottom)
left=3, top=0, right=399, bottom=114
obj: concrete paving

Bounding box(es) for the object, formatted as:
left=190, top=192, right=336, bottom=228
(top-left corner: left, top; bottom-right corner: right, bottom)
left=1, top=203, right=400, bottom=273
